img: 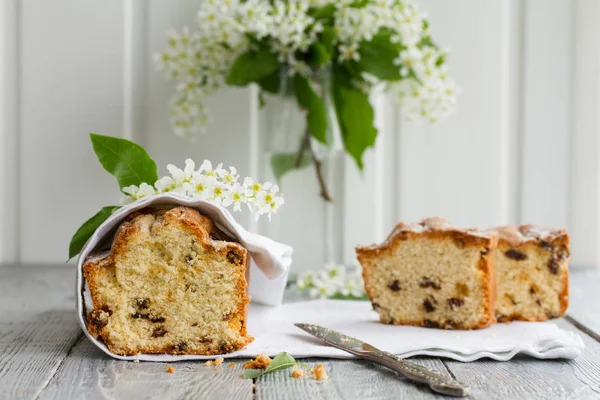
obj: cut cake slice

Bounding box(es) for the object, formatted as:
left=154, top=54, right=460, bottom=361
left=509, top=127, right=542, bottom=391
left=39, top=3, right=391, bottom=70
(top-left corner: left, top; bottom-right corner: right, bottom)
left=83, top=206, right=253, bottom=355
left=489, top=224, right=569, bottom=322
left=356, top=217, right=497, bottom=330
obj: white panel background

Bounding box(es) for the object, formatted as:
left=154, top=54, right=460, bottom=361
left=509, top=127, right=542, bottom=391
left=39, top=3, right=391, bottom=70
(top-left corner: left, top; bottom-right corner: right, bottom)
left=0, top=0, right=598, bottom=270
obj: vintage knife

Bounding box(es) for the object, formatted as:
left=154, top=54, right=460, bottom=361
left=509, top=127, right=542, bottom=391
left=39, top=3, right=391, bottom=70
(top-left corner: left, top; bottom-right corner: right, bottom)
left=295, top=323, right=469, bottom=397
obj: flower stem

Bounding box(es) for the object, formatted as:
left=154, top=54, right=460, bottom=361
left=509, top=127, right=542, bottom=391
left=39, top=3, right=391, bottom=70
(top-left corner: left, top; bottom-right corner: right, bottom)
left=295, top=130, right=310, bottom=168
left=304, top=131, right=333, bottom=203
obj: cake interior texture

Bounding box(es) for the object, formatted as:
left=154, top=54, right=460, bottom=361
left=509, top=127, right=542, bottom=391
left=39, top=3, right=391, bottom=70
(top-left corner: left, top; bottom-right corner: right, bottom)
left=493, top=225, right=569, bottom=322
left=357, top=218, right=496, bottom=330
left=83, top=206, right=253, bottom=356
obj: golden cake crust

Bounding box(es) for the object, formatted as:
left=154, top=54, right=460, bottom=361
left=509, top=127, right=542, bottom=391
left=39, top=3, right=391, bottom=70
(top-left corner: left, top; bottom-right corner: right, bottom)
left=357, top=217, right=497, bottom=330
left=83, top=206, right=253, bottom=355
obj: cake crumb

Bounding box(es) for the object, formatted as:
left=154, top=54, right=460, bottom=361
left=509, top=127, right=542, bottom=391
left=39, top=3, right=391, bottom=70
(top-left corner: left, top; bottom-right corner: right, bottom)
left=312, top=364, right=328, bottom=380
left=252, top=384, right=256, bottom=390
left=204, top=357, right=224, bottom=367
left=214, top=366, right=220, bottom=371
left=228, top=362, right=235, bottom=368
left=133, top=359, right=140, bottom=363
left=291, top=367, right=305, bottom=378
left=243, top=354, right=272, bottom=369
left=166, top=365, right=176, bottom=373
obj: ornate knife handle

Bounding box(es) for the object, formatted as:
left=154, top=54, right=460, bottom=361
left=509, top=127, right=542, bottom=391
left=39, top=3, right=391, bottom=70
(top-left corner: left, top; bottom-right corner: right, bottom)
left=364, top=351, right=469, bottom=397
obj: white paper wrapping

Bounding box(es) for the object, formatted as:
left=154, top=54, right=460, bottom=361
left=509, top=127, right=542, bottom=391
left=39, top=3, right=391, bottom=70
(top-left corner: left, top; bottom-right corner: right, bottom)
left=76, top=193, right=292, bottom=360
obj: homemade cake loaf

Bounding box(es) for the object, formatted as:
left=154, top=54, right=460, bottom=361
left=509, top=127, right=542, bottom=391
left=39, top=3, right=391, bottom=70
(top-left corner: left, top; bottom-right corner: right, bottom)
left=83, top=206, right=253, bottom=355
left=489, top=225, right=569, bottom=322
left=356, top=217, right=497, bottom=330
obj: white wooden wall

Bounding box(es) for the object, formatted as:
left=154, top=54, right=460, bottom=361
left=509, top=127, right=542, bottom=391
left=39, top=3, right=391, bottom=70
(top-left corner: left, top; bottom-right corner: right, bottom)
left=1, top=0, right=599, bottom=270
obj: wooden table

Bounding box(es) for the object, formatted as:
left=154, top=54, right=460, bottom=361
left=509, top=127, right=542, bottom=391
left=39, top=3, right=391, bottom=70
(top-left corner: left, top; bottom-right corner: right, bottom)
left=1, top=267, right=600, bottom=399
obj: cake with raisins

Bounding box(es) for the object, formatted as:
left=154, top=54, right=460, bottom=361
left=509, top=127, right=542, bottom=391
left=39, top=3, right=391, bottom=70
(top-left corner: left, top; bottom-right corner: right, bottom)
left=83, top=206, right=253, bottom=355
left=489, top=225, right=569, bottom=322
left=356, top=217, right=497, bottom=330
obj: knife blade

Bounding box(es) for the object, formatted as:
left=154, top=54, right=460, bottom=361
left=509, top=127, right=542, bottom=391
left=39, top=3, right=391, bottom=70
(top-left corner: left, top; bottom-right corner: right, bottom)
left=295, top=323, right=469, bottom=397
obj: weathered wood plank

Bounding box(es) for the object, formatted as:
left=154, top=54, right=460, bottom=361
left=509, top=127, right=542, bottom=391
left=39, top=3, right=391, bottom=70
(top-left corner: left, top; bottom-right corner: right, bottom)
left=443, top=318, right=600, bottom=399
left=0, top=311, right=82, bottom=399
left=255, top=358, right=450, bottom=400
left=0, top=267, right=81, bottom=399
left=39, top=339, right=252, bottom=400
left=0, top=266, right=74, bottom=312
left=568, top=268, right=600, bottom=334
left=553, top=319, right=600, bottom=395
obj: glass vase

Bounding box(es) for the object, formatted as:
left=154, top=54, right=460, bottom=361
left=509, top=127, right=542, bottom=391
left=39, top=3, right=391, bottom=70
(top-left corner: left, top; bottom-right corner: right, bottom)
left=257, top=71, right=346, bottom=277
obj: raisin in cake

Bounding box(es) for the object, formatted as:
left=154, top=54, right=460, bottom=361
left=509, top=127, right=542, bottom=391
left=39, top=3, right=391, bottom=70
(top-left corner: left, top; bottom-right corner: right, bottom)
left=83, top=206, right=253, bottom=355
left=489, top=224, right=569, bottom=322
left=356, top=217, right=497, bottom=330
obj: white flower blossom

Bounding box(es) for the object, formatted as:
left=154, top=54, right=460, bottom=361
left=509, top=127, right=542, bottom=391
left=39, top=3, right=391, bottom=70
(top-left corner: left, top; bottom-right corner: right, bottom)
left=120, top=183, right=157, bottom=205
left=243, top=177, right=265, bottom=198
left=218, top=166, right=239, bottom=184
left=222, top=182, right=246, bottom=211
left=208, top=181, right=226, bottom=205
left=154, top=176, right=177, bottom=193
left=252, top=184, right=283, bottom=220
left=167, top=158, right=196, bottom=185
left=295, top=263, right=366, bottom=300
left=190, top=173, right=216, bottom=200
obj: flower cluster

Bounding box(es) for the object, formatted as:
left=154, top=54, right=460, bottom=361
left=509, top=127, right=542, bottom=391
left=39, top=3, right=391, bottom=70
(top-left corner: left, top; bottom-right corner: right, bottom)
left=295, top=263, right=366, bottom=300
left=156, top=0, right=323, bottom=137
left=157, top=0, right=458, bottom=138
left=334, top=1, right=457, bottom=123
left=121, top=159, right=284, bottom=220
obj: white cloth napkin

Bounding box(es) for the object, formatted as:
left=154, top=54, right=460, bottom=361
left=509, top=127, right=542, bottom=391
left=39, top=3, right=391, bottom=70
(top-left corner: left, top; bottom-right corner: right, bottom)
left=101, top=300, right=584, bottom=362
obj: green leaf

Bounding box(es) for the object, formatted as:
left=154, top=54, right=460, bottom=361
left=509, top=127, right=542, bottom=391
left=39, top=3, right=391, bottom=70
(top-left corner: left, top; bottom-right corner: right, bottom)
left=435, top=54, right=445, bottom=67
left=242, top=369, right=264, bottom=379
left=244, top=33, right=262, bottom=47
left=297, top=363, right=313, bottom=371
left=418, top=36, right=435, bottom=49
left=270, top=153, right=313, bottom=184
left=68, top=206, right=121, bottom=260
left=264, top=352, right=298, bottom=374
left=306, top=42, right=330, bottom=67
left=90, top=133, right=158, bottom=190
left=308, top=3, right=336, bottom=23
left=293, top=75, right=327, bottom=144
left=350, top=0, right=369, bottom=8
left=320, top=26, right=337, bottom=54
left=241, top=352, right=301, bottom=380
left=226, top=49, right=279, bottom=87
left=331, top=66, right=378, bottom=170
left=357, top=31, right=402, bottom=81
left=257, top=69, right=281, bottom=94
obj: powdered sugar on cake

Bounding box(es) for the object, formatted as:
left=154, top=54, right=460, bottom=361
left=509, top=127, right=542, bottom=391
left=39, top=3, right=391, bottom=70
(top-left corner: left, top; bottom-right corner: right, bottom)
left=486, top=225, right=568, bottom=247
